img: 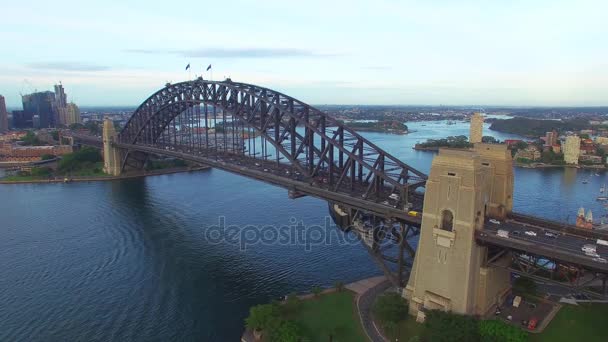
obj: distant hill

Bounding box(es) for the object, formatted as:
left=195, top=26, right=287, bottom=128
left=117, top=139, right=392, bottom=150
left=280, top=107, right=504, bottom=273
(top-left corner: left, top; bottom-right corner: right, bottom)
left=489, top=117, right=589, bottom=137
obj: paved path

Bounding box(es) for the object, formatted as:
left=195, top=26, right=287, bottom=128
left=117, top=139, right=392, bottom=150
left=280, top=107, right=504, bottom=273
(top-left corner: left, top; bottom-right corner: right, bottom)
left=356, top=277, right=391, bottom=342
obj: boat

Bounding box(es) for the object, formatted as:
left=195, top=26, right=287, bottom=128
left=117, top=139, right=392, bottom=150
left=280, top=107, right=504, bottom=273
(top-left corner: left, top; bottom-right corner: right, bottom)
left=582, top=179, right=589, bottom=184
left=597, top=196, right=608, bottom=201
left=601, top=184, right=606, bottom=193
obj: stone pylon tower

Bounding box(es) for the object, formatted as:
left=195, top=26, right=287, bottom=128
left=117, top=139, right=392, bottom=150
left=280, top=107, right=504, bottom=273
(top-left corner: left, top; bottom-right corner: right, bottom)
left=469, top=113, right=484, bottom=144
left=404, top=148, right=510, bottom=319
left=103, top=118, right=122, bottom=176
left=474, top=143, right=514, bottom=220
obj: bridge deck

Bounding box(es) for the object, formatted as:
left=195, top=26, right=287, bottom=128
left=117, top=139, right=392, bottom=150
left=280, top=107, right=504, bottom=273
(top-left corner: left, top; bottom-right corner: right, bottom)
left=69, top=131, right=608, bottom=273
left=479, top=218, right=608, bottom=272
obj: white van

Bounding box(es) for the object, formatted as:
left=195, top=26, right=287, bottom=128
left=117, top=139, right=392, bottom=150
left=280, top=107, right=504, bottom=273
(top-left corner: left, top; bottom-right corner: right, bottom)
left=497, top=230, right=509, bottom=238
left=597, top=239, right=608, bottom=247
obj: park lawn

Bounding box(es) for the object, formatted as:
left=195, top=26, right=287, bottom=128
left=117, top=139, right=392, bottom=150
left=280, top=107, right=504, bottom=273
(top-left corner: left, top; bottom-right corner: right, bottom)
left=290, top=291, right=367, bottom=342
left=2, top=175, right=49, bottom=181
left=531, top=303, right=608, bottom=342
left=392, top=318, right=426, bottom=341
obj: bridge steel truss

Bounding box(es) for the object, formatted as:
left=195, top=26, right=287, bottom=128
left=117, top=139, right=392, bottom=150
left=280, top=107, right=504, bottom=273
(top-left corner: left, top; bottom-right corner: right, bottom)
left=119, top=79, right=427, bottom=212
left=479, top=232, right=608, bottom=298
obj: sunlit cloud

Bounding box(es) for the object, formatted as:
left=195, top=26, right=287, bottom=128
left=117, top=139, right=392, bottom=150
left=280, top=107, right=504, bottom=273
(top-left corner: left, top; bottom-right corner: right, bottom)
left=125, top=47, right=338, bottom=59
left=26, top=62, right=111, bottom=72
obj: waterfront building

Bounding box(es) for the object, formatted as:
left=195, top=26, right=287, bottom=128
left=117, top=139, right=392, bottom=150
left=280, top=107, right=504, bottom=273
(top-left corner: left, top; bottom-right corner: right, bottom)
left=504, top=139, right=523, bottom=148
left=514, top=145, right=541, bottom=161
left=596, top=137, right=608, bottom=145
left=579, top=155, right=603, bottom=164
left=66, top=102, right=81, bottom=125
left=0, top=144, right=72, bottom=162
left=563, top=135, right=580, bottom=165
left=580, top=139, right=595, bottom=155
left=544, top=130, right=558, bottom=146
left=0, top=94, right=8, bottom=133
left=22, top=91, right=56, bottom=128
left=469, top=113, right=483, bottom=143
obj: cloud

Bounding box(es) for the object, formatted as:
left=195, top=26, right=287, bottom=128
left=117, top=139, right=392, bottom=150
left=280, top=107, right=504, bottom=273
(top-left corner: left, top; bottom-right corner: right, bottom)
left=125, top=47, right=336, bottom=59
left=26, top=62, right=110, bottom=72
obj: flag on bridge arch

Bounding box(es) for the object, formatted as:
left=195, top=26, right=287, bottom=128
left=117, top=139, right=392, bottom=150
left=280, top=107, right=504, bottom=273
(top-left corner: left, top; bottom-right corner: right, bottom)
left=185, top=63, right=191, bottom=71
left=206, top=64, right=212, bottom=71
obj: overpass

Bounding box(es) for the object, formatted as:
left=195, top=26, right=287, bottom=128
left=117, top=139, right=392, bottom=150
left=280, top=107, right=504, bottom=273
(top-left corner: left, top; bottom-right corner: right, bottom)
left=65, top=79, right=608, bottom=316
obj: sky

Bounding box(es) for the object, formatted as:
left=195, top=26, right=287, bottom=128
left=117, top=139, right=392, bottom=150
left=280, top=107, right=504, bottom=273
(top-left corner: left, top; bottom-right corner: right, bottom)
left=1, top=0, right=607, bottom=107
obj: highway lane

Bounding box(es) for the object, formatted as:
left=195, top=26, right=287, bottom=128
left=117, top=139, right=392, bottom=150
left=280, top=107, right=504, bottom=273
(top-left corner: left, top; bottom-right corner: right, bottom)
left=483, top=218, right=608, bottom=263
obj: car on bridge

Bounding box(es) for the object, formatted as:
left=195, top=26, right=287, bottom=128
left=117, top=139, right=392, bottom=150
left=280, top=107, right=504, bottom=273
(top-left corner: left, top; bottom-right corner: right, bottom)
left=525, top=231, right=537, bottom=237
left=489, top=219, right=501, bottom=225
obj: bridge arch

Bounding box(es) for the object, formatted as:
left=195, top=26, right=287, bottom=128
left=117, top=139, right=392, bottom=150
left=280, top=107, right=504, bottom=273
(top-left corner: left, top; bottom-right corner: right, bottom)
left=119, top=78, right=427, bottom=206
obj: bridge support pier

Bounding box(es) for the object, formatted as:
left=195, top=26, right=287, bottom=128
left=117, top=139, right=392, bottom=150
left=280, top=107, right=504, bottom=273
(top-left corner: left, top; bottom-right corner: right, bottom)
left=404, top=148, right=511, bottom=319
left=103, top=118, right=122, bottom=176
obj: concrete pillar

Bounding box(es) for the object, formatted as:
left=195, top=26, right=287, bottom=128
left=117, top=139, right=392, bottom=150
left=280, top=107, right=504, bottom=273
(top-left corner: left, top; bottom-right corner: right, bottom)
left=404, top=149, right=510, bottom=319
left=102, top=118, right=122, bottom=176
left=473, top=143, right=514, bottom=220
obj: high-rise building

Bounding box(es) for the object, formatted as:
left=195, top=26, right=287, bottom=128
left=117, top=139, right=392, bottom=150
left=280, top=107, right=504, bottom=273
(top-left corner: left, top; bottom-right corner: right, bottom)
left=22, top=91, right=56, bottom=128
left=0, top=94, right=8, bottom=133
left=469, top=113, right=484, bottom=144
left=564, top=135, right=581, bottom=165
left=545, top=130, right=558, bottom=146
left=54, top=84, right=69, bottom=126
left=66, top=102, right=81, bottom=125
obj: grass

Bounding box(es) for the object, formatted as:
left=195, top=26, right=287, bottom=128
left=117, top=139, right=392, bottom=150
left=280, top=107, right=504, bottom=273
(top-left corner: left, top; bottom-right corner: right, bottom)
left=289, top=291, right=367, bottom=342
left=393, top=318, right=426, bottom=341
left=2, top=175, right=49, bottom=181
left=530, top=303, right=608, bottom=342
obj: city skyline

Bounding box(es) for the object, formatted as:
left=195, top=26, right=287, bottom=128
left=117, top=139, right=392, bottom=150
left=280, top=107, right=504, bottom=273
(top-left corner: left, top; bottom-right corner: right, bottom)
left=1, top=0, right=607, bottom=107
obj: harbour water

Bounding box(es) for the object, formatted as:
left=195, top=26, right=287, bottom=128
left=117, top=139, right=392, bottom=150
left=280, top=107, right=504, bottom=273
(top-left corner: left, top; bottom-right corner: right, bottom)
left=0, top=120, right=603, bottom=341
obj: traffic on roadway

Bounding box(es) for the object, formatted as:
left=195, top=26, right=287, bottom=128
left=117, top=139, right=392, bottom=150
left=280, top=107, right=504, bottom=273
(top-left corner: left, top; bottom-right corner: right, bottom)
left=482, top=218, right=608, bottom=265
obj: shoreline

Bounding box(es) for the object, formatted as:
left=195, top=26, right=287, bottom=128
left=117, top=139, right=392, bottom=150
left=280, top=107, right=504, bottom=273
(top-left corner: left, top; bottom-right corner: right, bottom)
left=0, top=166, right=211, bottom=185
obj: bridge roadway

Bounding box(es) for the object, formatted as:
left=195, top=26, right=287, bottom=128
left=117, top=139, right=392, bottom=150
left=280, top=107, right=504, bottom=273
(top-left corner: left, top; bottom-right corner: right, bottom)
left=70, top=132, right=608, bottom=274
left=477, top=218, right=608, bottom=273
left=113, top=141, right=424, bottom=225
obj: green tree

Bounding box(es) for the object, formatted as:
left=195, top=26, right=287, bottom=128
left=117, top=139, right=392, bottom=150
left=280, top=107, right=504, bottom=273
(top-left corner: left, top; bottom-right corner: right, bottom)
left=57, top=147, right=102, bottom=174
left=19, top=131, right=43, bottom=146
left=269, top=319, right=303, bottom=342
left=373, top=293, right=408, bottom=327
left=541, top=150, right=556, bottom=164
left=479, top=320, right=528, bottom=342
left=69, top=123, right=85, bottom=130
left=423, top=310, right=480, bottom=342
left=482, top=136, right=499, bottom=144
left=51, top=130, right=59, bottom=141
left=580, top=133, right=590, bottom=140
left=311, top=286, right=322, bottom=298
left=514, top=141, right=528, bottom=150
left=30, top=167, right=52, bottom=178
left=245, top=303, right=279, bottom=331
left=513, top=276, right=537, bottom=299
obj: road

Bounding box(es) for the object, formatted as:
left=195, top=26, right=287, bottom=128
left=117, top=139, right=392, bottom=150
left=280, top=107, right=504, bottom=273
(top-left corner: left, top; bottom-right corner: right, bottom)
left=481, top=218, right=608, bottom=271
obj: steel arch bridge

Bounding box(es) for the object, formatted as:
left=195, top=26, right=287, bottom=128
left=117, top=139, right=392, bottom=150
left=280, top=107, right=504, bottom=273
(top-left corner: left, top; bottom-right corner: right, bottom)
left=116, top=78, right=427, bottom=221
left=67, top=79, right=608, bottom=293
